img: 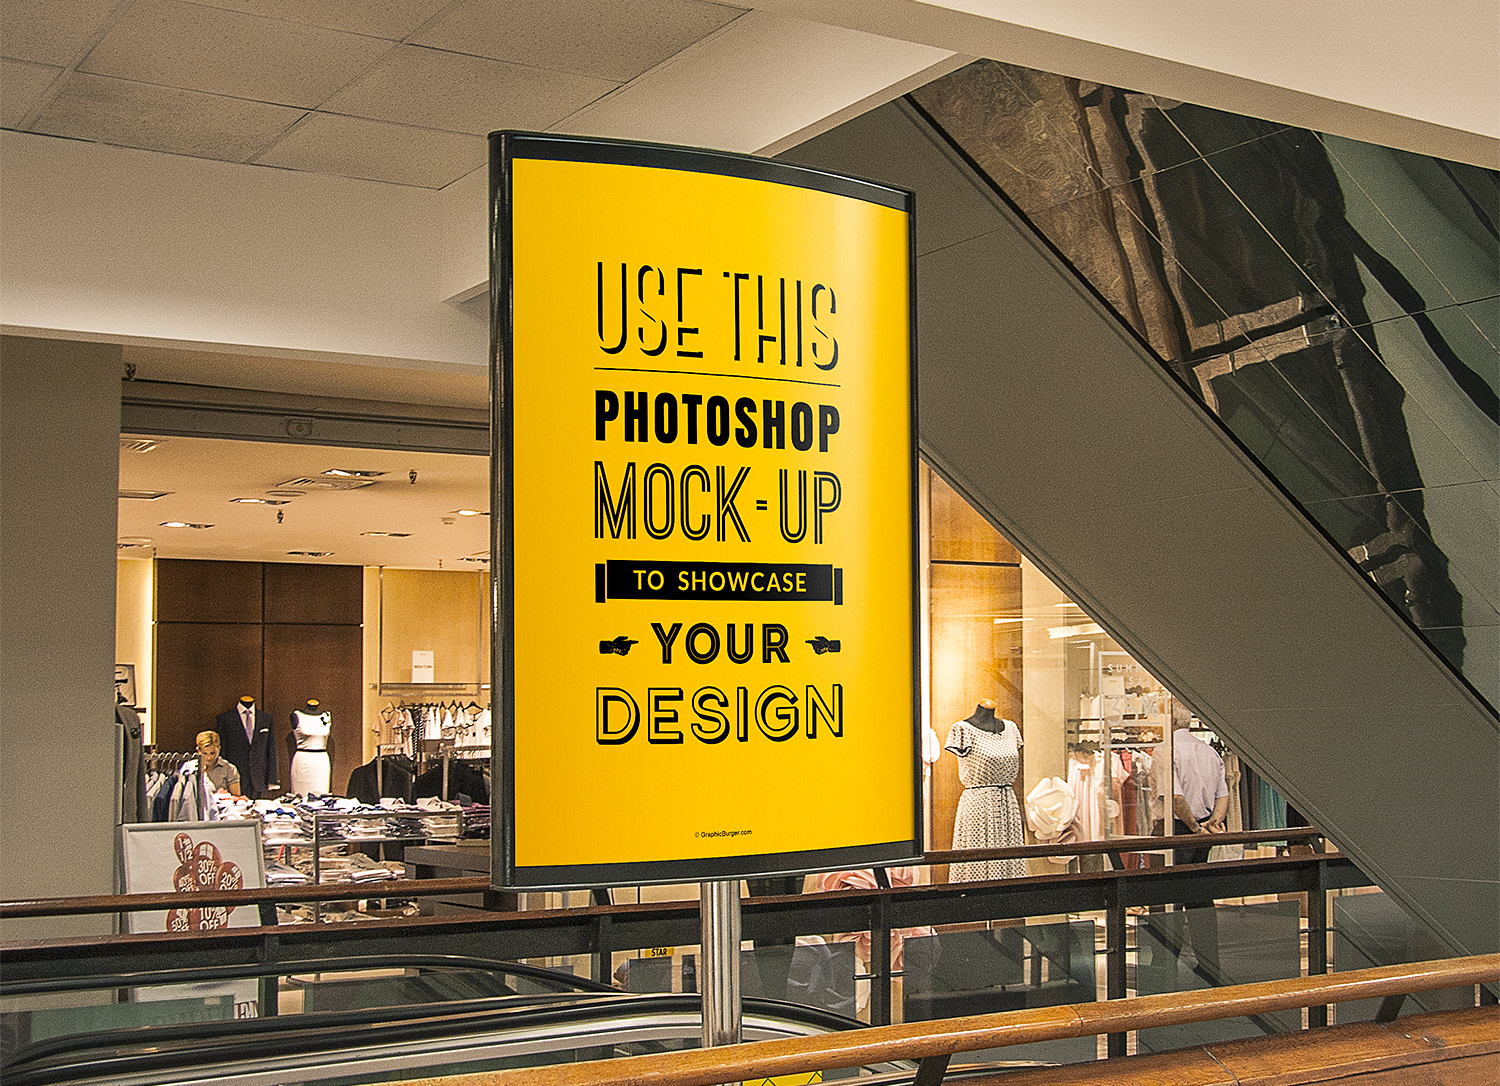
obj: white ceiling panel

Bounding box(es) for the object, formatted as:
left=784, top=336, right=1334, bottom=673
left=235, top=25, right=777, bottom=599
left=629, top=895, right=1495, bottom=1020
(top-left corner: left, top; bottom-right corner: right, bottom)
left=254, top=111, right=486, bottom=188
left=193, top=0, right=455, bottom=39
left=0, top=0, right=126, bottom=66
left=561, top=10, right=954, bottom=153
left=321, top=44, right=618, bottom=135
left=117, top=434, right=490, bottom=569
left=78, top=0, right=394, bottom=107
left=30, top=72, right=305, bottom=158
left=0, top=58, right=62, bottom=126
left=412, top=0, right=745, bottom=83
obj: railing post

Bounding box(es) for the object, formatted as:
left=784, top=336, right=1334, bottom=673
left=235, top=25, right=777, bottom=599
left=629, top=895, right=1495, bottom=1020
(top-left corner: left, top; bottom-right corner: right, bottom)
left=592, top=911, right=613, bottom=986
left=869, top=891, right=892, bottom=1026
left=1307, top=858, right=1328, bottom=1027
left=1105, top=876, right=1127, bottom=1057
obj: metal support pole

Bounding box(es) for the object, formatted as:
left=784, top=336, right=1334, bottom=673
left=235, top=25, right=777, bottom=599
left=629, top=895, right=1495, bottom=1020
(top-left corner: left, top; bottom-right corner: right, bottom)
left=700, top=880, right=742, bottom=1050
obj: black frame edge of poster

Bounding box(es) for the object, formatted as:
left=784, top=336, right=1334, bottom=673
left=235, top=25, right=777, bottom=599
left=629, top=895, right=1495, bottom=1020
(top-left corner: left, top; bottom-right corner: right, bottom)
left=488, top=129, right=922, bottom=892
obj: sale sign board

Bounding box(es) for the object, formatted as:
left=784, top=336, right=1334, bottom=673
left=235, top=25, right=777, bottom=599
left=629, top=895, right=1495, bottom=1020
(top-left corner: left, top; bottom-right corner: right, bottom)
left=491, top=132, right=919, bottom=888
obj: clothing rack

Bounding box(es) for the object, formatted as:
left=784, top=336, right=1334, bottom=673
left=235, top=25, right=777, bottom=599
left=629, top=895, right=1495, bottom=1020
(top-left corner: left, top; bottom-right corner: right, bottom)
left=144, top=749, right=194, bottom=771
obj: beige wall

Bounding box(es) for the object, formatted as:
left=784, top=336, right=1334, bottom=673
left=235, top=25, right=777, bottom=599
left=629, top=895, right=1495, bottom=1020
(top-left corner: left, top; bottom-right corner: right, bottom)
left=115, top=558, right=154, bottom=743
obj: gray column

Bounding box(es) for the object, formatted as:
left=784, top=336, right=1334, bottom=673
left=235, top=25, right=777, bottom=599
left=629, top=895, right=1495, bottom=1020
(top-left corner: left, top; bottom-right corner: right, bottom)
left=1, top=335, right=122, bottom=938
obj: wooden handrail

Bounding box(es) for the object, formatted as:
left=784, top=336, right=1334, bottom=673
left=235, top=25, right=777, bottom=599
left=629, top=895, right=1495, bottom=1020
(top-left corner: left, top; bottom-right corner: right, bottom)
left=0, top=877, right=492, bottom=918
left=376, top=955, right=1498, bottom=1086
left=0, top=827, right=1322, bottom=918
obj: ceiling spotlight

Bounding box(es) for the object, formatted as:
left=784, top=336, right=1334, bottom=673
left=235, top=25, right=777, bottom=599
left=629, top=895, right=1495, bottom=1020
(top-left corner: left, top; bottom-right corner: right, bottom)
left=286, top=550, right=333, bottom=557
left=160, top=521, right=214, bottom=529
left=322, top=469, right=386, bottom=478
left=230, top=497, right=291, bottom=505
left=361, top=531, right=411, bottom=538
left=453, top=509, right=489, bottom=517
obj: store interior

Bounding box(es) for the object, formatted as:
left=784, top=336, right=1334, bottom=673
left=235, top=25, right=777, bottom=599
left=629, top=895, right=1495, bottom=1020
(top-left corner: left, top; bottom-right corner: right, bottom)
left=115, top=427, right=1291, bottom=900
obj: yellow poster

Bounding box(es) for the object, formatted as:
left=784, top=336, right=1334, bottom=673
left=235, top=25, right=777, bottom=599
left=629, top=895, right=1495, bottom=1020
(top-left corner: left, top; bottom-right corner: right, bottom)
left=494, top=134, right=918, bottom=887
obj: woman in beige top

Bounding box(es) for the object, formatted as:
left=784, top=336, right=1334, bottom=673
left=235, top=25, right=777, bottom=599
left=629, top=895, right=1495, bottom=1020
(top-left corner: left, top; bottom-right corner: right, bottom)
left=195, top=730, right=242, bottom=796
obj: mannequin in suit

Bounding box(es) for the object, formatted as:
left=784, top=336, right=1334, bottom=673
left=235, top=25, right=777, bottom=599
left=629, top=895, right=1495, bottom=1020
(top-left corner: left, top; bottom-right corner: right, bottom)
left=215, top=696, right=279, bottom=800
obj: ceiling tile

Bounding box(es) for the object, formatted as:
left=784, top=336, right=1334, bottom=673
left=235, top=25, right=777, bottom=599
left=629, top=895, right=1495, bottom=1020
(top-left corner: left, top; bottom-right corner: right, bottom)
left=254, top=112, right=485, bottom=188
left=413, top=0, right=744, bottom=83
left=0, top=58, right=62, bottom=127
left=322, top=45, right=617, bottom=135
left=186, top=0, right=455, bottom=39
left=78, top=0, right=394, bottom=108
left=0, top=0, right=125, bottom=66
left=28, top=72, right=307, bottom=160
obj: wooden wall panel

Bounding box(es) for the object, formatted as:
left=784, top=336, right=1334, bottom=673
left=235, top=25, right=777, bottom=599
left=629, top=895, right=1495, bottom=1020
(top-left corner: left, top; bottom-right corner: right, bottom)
left=263, top=623, right=363, bottom=796
left=155, top=559, right=262, bottom=623
left=930, top=474, right=1022, bottom=565
left=264, top=562, right=362, bottom=626
left=929, top=558, right=1023, bottom=873
left=153, top=622, right=262, bottom=754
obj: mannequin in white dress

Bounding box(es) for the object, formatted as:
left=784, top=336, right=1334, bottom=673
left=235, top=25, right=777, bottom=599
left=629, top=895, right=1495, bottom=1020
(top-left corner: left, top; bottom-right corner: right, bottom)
left=288, top=700, right=333, bottom=795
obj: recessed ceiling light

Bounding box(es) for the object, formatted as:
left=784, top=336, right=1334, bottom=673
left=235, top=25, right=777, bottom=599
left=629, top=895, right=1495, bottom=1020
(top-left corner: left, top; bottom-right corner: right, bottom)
left=322, top=469, right=387, bottom=478
left=452, top=509, right=489, bottom=516
left=119, top=489, right=170, bottom=500
left=361, top=531, right=411, bottom=538
left=286, top=550, right=333, bottom=557
left=120, top=439, right=161, bottom=453
left=161, top=521, right=214, bottom=529
left=457, top=556, right=490, bottom=563
left=230, top=497, right=292, bottom=505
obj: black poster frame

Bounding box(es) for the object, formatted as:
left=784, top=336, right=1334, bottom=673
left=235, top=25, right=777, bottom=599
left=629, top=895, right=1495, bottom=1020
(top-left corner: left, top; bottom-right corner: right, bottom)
left=489, top=130, right=921, bottom=890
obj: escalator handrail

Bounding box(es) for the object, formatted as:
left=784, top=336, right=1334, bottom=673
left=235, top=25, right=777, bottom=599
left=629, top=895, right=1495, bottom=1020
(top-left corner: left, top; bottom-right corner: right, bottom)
left=0, top=952, right=617, bottom=997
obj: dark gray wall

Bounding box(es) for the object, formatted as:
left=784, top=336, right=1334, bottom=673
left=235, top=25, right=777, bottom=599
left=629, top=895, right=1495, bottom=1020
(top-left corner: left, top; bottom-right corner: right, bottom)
left=784, top=102, right=1499, bottom=956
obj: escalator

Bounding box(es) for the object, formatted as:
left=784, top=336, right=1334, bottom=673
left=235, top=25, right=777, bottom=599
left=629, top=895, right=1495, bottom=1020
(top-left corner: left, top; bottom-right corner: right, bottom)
left=1, top=957, right=913, bottom=1086
left=779, top=87, right=1498, bottom=957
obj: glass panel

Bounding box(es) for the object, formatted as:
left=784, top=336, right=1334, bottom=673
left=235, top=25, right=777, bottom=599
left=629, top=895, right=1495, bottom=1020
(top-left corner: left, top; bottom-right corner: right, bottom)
left=1333, top=892, right=1476, bottom=1023
left=0, top=995, right=235, bottom=1063
left=1136, top=899, right=1302, bottom=1052
left=903, top=920, right=1099, bottom=1065
left=1322, top=135, right=1500, bottom=311
left=917, top=59, right=1499, bottom=700
left=1358, top=313, right=1498, bottom=487
left=1156, top=100, right=1291, bottom=159
left=741, top=942, right=858, bottom=1018
left=908, top=61, right=1106, bottom=215
left=299, top=968, right=557, bottom=1012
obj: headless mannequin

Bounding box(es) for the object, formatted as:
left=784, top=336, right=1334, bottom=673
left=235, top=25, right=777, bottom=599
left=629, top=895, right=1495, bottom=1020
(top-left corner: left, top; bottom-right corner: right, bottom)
left=288, top=699, right=333, bottom=795
left=946, top=696, right=1025, bottom=881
